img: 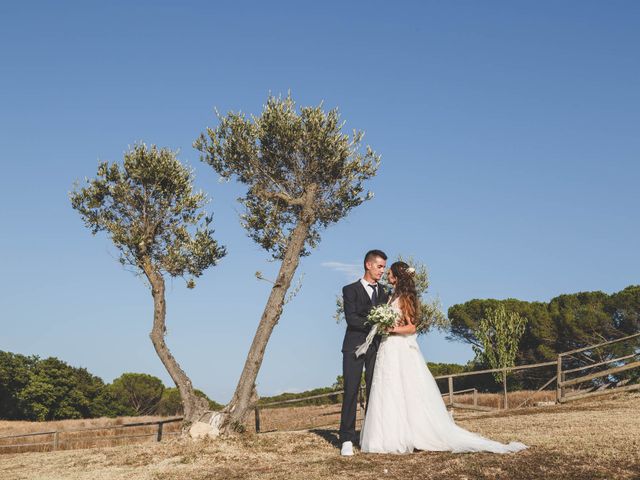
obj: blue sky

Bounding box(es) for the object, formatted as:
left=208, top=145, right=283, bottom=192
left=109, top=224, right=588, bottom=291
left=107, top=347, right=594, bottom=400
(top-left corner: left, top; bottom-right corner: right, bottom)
left=1, top=1, right=638, bottom=402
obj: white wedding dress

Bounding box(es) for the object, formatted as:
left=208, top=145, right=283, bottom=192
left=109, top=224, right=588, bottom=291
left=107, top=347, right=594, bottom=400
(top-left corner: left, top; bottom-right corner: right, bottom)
left=360, top=299, right=527, bottom=454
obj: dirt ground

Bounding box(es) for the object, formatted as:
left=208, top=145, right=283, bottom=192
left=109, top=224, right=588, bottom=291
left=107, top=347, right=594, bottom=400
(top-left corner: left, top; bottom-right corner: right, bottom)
left=1, top=393, right=638, bottom=480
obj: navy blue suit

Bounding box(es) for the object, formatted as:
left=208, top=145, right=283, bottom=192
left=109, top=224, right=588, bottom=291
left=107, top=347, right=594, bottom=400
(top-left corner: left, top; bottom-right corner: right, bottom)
left=339, top=280, right=389, bottom=444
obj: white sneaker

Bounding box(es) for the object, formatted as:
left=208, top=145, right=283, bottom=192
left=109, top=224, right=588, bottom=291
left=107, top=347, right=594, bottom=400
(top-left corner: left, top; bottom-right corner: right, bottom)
left=341, top=441, right=354, bottom=456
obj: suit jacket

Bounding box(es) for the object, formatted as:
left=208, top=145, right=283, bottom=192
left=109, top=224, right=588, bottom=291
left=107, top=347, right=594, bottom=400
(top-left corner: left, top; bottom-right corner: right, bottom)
left=341, top=280, right=390, bottom=353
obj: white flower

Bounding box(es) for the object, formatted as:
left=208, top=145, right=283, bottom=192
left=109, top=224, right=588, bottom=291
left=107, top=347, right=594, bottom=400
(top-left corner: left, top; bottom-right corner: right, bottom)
left=366, top=304, right=399, bottom=335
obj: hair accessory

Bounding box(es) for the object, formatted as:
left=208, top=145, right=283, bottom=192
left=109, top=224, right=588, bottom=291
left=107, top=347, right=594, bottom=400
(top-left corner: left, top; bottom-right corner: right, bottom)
left=406, top=267, right=416, bottom=275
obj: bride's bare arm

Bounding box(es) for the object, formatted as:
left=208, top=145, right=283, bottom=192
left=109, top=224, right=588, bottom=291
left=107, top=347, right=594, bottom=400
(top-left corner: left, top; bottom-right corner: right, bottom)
left=390, top=321, right=417, bottom=335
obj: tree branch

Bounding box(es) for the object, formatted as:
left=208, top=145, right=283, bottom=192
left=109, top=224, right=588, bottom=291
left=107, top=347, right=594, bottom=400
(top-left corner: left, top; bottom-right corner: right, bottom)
left=251, top=160, right=296, bottom=200
left=261, top=190, right=305, bottom=206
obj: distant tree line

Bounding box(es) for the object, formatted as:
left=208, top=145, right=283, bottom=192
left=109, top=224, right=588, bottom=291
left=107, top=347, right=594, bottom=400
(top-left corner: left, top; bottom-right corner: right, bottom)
left=443, top=285, right=640, bottom=391
left=448, top=285, right=639, bottom=366
left=0, top=352, right=221, bottom=421
left=4, top=286, right=637, bottom=420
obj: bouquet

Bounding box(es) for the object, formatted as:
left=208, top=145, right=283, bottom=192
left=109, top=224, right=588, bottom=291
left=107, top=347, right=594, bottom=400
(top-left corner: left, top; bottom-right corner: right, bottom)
left=355, top=304, right=399, bottom=357
left=367, top=304, right=399, bottom=333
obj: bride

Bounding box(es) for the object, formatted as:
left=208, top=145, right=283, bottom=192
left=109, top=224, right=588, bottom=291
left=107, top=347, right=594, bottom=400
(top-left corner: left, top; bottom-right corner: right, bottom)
left=359, top=261, right=528, bottom=454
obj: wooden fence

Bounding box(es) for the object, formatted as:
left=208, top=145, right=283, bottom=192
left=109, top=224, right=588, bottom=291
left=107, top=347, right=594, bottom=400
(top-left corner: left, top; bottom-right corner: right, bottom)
left=0, top=417, right=183, bottom=454
left=254, top=386, right=361, bottom=434
left=253, top=385, right=489, bottom=433
left=434, top=360, right=558, bottom=411
left=2, top=333, right=638, bottom=449
left=556, top=332, right=640, bottom=403
left=252, top=332, right=640, bottom=432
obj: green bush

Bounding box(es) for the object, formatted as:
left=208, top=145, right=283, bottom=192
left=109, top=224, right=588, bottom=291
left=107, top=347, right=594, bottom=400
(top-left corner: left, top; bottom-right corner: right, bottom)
left=157, top=387, right=223, bottom=415
left=0, top=352, right=223, bottom=420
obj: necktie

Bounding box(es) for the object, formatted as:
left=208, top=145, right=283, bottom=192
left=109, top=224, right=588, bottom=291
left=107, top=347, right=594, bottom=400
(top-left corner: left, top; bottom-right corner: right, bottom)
left=369, top=283, right=378, bottom=305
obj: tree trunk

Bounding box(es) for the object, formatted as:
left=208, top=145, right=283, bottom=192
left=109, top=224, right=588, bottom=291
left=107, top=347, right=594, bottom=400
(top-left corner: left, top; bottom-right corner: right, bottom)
left=143, top=261, right=209, bottom=430
left=502, top=369, right=508, bottom=410
left=220, top=187, right=317, bottom=434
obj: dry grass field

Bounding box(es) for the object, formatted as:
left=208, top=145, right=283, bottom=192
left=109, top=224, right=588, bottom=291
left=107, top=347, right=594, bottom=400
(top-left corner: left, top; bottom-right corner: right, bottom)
left=0, top=390, right=557, bottom=444
left=1, top=392, right=638, bottom=480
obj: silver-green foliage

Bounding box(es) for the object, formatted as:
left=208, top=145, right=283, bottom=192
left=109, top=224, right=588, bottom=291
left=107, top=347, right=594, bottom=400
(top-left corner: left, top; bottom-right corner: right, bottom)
left=334, top=255, right=448, bottom=335
left=194, top=94, right=380, bottom=259
left=194, top=93, right=380, bottom=432
left=70, top=143, right=226, bottom=286
left=472, top=305, right=527, bottom=382
left=395, top=255, right=449, bottom=334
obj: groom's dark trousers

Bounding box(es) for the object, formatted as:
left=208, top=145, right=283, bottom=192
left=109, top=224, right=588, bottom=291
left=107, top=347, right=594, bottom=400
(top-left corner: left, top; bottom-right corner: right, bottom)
left=339, top=280, right=389, bottom=445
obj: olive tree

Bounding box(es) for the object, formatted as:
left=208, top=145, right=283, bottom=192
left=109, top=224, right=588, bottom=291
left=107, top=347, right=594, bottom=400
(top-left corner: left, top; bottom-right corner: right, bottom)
left=70, top=143, right=226, bottom=426
left=195, top=94, right=380, bottom=433
left=473, top=305, right=527, bottom=407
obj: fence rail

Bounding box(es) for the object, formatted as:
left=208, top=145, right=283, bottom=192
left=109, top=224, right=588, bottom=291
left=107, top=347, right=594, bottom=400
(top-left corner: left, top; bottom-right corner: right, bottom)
left=434, top=360, right=559, bottom=411
left=556, top=333, right=640, bottom=403
left=254, top=387, right=363, bottom=433
left=0, top=417, right=183, bottom=454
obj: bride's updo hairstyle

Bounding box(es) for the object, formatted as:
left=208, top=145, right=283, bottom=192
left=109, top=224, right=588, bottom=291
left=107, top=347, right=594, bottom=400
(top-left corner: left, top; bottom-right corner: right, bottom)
left=390, top=261, right=419, bottom=325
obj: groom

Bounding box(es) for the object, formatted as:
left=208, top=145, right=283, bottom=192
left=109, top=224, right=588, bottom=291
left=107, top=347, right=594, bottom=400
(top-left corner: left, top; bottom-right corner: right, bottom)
left=339, top=249, right=389, bottom=456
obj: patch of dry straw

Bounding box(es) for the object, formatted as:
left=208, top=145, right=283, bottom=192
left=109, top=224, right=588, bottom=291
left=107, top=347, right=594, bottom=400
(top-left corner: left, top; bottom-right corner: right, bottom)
left=0, top=393, right=638, bottom=479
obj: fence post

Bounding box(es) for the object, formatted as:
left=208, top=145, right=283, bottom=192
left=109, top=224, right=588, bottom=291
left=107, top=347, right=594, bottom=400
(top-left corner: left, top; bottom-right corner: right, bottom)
left=254, top=407, right=261, bottom=433
left=53, top=431, right=59, bottom=450
left=473, top=388, right=478, bottom=407
left=448, top=376, right=454, bottom=406
left=556, top=354, right=563, bottom=403
left=502, top=368, right=508, bottom=410
left=156, top=422, right=164, bottom=442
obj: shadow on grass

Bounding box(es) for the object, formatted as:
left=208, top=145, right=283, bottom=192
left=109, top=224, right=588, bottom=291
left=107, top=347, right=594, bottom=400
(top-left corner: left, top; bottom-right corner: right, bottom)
left=308, top=428, right=341, bottom=448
